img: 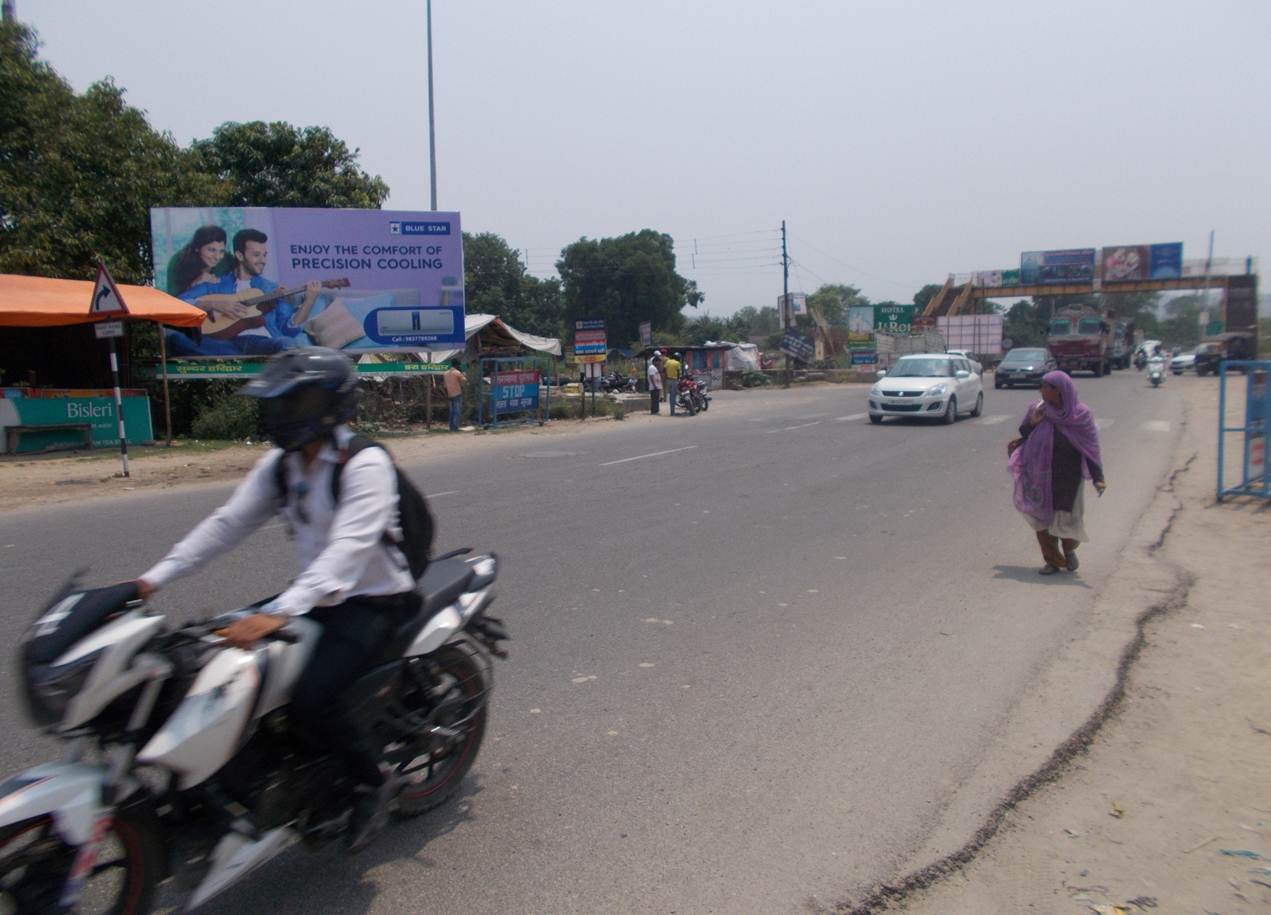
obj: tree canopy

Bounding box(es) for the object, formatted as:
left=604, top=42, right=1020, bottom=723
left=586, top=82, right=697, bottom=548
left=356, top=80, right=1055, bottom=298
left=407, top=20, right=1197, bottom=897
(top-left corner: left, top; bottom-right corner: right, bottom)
left=190, top=121, right=388, bottom=209
left=0, top=22, right=389, bottom=285
left=557, top=230, right=701, bottom=343
left=0, top=22, right=223, bottom=282
left=462, top=231, right=563, bottom=338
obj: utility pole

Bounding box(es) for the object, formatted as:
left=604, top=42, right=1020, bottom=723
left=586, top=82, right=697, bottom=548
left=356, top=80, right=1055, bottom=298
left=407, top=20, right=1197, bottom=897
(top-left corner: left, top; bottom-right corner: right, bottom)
left=782, top=220, right=790, bottom=388
left=426, top=0, right=438, bottom=210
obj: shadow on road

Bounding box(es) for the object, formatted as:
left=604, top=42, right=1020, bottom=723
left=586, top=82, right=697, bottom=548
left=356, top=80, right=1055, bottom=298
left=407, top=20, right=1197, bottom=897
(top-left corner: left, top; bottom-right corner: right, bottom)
left=164, top=775, right=485, bottom=915
left=991, top=564, right=1091, bottom=588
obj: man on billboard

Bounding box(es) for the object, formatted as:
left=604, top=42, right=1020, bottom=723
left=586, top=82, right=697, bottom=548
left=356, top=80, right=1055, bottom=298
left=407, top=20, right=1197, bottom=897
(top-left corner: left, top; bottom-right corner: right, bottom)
left=167, top=229, right=322, bottom=357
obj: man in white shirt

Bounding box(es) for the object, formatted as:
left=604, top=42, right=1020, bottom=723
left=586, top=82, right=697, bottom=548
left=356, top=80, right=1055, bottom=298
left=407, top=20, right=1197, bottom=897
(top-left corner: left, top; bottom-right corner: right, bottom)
left=136, top=347, right=416, bottom=852
left=647, top=352, right=664, bottom=414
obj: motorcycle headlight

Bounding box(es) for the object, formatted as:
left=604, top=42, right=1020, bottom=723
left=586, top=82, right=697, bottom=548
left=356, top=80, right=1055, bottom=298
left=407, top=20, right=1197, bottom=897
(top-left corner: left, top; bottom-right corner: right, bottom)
left=23, top=648, right=104, bottom=729
left=926, top=383, right=948, bottom=396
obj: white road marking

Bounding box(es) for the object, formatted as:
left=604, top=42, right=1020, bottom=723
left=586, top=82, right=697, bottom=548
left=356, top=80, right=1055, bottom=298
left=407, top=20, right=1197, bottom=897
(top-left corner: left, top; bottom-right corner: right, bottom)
left=428, top=490, right=461, bottom=498
left=600, top=445, right=698, bottom=466
left=1143, top=420, right=1171, bottom=433
left=980, top=415, right=1011, bottom=425
left=835, top=413, right=867, bottom=422
left=766, top=421, right=822, bottom=434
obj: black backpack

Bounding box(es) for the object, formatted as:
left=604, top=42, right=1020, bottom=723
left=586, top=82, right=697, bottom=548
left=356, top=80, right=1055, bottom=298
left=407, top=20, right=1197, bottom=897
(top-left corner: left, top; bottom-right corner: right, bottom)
left=273, top=435, right=434, bottom=580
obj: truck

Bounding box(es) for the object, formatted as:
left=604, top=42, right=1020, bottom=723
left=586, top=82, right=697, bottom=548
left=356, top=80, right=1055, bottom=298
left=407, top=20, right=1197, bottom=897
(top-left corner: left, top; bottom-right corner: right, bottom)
left=1046, top=305, right=1112, bottom=377
left=1110, top=318, right=1136, bottom=369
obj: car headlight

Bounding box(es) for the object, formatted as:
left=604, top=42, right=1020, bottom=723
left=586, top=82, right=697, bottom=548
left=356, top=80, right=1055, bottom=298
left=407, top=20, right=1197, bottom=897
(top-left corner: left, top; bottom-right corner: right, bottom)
left=869, top=385, right=882, bottom=396
left=926, top=383, right=948, bottom=396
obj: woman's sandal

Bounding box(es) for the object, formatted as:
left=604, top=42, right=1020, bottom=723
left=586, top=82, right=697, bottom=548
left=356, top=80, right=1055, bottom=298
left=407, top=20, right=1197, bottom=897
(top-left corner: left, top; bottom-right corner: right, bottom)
left=1066, top=553, right=1079, bottom=572
left=1038, top=564, right=1060, bottom=575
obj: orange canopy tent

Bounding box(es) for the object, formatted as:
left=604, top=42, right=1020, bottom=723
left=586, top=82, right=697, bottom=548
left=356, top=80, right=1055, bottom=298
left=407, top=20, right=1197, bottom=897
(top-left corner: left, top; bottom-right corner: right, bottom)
left=0, top=273, right=205, bottom=327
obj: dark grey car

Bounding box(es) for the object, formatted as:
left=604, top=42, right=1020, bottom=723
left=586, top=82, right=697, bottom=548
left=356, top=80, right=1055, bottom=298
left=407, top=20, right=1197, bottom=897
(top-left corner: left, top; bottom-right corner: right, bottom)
left=994, top=347, right=1057, bottom=388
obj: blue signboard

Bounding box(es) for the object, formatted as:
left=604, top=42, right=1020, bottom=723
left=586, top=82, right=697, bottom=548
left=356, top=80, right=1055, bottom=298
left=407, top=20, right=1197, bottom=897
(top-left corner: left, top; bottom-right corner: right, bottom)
left=851, top=351, right=878, bottom=365
left=780, top=330, right=815, bottom=362
left=491, top=370, right=541, bottom=414
left=1149, top=242, right=1183, bottom=278
left=1020, top=248, right=1097, bottom=285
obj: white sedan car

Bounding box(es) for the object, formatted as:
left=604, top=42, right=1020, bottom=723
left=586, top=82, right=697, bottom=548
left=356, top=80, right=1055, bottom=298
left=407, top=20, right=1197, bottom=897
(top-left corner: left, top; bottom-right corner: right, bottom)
left=869, top=353, right=984, bottom=425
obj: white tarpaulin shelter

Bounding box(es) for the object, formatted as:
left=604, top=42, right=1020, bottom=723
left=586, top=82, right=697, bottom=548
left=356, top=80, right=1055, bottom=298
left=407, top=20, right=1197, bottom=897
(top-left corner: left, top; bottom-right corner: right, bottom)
left=705, top=340, right=760, bottom=372
left=358, top=313, right=562, bottom=367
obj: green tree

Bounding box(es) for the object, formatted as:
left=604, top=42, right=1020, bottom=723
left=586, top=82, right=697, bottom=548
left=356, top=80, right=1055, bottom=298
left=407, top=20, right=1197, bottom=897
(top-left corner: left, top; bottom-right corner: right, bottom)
left=463, top=232, right=525, bottom=314
left=190, top=121, right=388, bottom=208
left=731, top=305, right=780, bottom=338
left=460, top=232, right=564, bottom=337
left=1003, top=299, right=1047, bottom=348
left=557, top=230, right=700, bottom=341
left=913, top=283, right=943, bottom=312
left=803, top=283, right=868, bottom=327
left=0, top=22, right=225, bottom=282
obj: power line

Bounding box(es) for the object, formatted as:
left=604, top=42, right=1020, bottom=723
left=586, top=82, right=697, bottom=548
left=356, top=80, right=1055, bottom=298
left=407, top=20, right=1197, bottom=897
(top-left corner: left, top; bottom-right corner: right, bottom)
left=787, top=232, right=915, bottom=294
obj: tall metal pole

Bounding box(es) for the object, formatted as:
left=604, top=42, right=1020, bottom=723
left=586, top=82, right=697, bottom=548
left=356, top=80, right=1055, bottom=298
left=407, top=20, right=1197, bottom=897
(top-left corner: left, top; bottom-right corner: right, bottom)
left=782, top=220, right=790, bottom=388
left=108, top=337, right=129, bottom=477
left=426, top=0, right=438, bottom=210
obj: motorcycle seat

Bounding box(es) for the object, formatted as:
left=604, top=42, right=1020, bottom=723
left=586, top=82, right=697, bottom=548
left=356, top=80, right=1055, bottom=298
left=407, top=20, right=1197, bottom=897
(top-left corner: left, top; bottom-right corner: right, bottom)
left=362, top=559, right=476, bottom=668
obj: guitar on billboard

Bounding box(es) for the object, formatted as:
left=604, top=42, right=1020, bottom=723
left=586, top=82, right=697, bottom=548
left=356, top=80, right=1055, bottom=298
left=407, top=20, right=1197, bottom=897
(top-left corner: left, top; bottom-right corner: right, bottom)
left=195, top=278, right=350, bottom=339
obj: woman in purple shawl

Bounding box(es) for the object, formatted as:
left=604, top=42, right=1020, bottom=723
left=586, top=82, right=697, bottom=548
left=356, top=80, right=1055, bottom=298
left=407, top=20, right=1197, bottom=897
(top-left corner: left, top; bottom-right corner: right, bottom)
left=1008, top=370, right=1107, bottom=574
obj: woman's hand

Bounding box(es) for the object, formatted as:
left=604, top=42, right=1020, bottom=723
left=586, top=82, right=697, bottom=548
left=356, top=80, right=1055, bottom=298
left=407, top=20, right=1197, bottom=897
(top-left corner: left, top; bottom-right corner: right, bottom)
left=1094, top=480, right=1107, bottom=497
left=1029, top=403, right=1046, bottom=426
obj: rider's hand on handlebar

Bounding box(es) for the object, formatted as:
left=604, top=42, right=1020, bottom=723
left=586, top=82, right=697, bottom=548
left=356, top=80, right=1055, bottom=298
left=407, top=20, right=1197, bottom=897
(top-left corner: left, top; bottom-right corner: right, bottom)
left=135, top=579, right=156, bottom=600
left=216, top=613, right=286, bottom=649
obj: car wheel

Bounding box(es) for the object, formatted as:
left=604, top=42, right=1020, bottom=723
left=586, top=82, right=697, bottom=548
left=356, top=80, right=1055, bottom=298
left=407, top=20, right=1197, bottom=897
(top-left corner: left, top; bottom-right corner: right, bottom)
left=971, top=392, right=983, bottom=417
left=943, top=397, right=957, bottom=424
left=869, top=414, right=883, bottom=425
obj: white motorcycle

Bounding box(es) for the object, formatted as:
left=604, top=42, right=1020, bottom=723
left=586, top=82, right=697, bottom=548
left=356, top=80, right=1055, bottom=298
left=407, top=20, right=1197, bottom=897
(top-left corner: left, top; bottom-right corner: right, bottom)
left=1148, top=356, right=1165, bottom=388
left=0, top=552, right=507, bottom=913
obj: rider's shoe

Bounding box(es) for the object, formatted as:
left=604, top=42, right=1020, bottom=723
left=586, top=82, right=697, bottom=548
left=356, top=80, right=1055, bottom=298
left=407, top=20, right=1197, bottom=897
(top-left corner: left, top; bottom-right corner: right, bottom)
left=347, top=769, right=399, bottom=854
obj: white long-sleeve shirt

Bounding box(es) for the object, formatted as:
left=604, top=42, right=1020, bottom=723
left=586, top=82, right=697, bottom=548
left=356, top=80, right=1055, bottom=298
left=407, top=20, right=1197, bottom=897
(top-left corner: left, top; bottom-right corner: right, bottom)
left=143, top=426, right=415, bottom=616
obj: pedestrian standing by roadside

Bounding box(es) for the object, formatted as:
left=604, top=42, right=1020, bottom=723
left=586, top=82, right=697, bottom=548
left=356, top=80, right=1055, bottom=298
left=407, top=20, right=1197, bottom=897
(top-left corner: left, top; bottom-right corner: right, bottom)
left=663, top=351, right=682, bottom=415
left=647, top=352, right=664, bottom=415
left=443, top=359, right=465, bottom=431
left=1008, top=370, right=1107, bottom=575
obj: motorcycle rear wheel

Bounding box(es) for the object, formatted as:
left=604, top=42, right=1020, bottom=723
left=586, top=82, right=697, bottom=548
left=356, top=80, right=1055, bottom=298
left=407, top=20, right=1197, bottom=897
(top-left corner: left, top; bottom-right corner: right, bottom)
left=394, top=642, right=490, bottom=817
left=0, top=807, right=160, bottom=915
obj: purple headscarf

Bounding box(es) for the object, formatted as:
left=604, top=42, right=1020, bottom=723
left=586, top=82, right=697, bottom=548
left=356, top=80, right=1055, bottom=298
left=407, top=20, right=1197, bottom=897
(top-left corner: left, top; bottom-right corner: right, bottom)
left=1008, top=370, right=1102, bottom=524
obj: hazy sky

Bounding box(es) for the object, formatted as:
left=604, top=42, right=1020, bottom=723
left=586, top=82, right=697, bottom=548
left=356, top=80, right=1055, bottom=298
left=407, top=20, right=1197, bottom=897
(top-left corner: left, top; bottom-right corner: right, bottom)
left=19, top=0, right=1270, bottom=316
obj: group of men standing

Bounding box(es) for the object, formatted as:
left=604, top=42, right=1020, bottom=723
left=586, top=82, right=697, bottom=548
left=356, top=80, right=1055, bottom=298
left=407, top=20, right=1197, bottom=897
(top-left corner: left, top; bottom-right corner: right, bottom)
left=646, top=350, right=683, bottom=415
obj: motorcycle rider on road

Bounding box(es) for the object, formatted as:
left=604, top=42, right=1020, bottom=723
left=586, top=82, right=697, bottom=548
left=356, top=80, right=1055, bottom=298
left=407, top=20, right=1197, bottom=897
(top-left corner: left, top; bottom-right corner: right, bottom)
left=134, top=347, right=418, bottom=852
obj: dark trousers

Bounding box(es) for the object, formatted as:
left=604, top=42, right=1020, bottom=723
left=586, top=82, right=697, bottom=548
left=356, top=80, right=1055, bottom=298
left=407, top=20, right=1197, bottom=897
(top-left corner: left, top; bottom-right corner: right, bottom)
left=650, top=389, right=661, bottom=414
left=289, top=592, right=421, bottom=787
left=1035, top=530, right=1078, bottom=569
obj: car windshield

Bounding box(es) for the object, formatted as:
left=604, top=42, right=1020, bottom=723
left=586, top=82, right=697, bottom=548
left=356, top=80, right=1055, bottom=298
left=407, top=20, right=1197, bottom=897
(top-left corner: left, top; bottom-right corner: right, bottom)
left=888, top=358, right=953, bottom=378
left=1004, top=349, right=1046, bottom=363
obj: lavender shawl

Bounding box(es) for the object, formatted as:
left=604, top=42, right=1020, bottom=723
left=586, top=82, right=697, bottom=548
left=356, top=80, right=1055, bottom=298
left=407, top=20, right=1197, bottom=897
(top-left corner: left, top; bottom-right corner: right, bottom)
left=1008, top=370, right=1102, bottom=524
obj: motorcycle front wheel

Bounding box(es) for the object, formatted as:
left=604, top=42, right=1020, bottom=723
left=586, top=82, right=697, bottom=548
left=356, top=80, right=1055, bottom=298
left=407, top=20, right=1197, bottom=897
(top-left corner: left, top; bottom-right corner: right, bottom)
left=0, top=807, right=161, bottom=915
left=394, top=642, right=490, bottom=817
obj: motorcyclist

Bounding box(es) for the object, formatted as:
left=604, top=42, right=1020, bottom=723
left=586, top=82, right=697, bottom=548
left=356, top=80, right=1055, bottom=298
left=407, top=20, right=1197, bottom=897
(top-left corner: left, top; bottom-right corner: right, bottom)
left=1148, top=351, right=1166, bottom=383
left=134, top=347, right=419, bottom=852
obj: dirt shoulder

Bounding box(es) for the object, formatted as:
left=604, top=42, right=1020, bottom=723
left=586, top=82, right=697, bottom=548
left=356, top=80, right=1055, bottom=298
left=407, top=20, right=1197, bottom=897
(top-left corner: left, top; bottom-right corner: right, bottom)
left=0, top=415, right=627, bottom=512
left=859, top=379, right=1271, bottom=914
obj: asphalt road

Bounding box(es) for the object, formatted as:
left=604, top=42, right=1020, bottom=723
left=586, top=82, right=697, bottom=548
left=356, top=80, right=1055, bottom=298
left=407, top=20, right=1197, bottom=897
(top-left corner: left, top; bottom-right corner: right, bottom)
left=0, top=369, right=1189, bottom=913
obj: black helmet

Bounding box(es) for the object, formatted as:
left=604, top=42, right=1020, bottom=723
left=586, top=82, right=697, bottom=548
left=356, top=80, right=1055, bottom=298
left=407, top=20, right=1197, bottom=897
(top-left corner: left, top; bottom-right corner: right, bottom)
left=240, top=347, right=358, bottom=451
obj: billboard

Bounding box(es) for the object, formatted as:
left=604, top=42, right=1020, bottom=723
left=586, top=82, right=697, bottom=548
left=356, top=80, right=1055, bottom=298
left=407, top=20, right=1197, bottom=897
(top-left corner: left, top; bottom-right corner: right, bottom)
left=847, top=305, right=874, bottom=350
left=150, top=207, right=464, bottom=357
left=1020, top=248, right=1096, bottom=285
left=875, top=304, right=915, bottom=335
left=936, top=314, right=1005, bottom=356
left=1102, top=243, right=1184, bottom=282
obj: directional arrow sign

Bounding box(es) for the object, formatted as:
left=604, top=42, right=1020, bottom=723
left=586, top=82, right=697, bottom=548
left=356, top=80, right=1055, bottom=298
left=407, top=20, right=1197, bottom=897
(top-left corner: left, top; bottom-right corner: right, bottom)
left=89, top=263, right=129, bottom=315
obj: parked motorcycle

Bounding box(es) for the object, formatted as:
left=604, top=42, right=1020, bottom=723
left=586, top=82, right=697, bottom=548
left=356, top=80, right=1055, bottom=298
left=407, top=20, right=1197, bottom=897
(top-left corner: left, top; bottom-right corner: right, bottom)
left=585, top=372, right=637, bottom=394
left=676, top=373, right=711, bottom=415
left=0, top=553, right=507, bottom=913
